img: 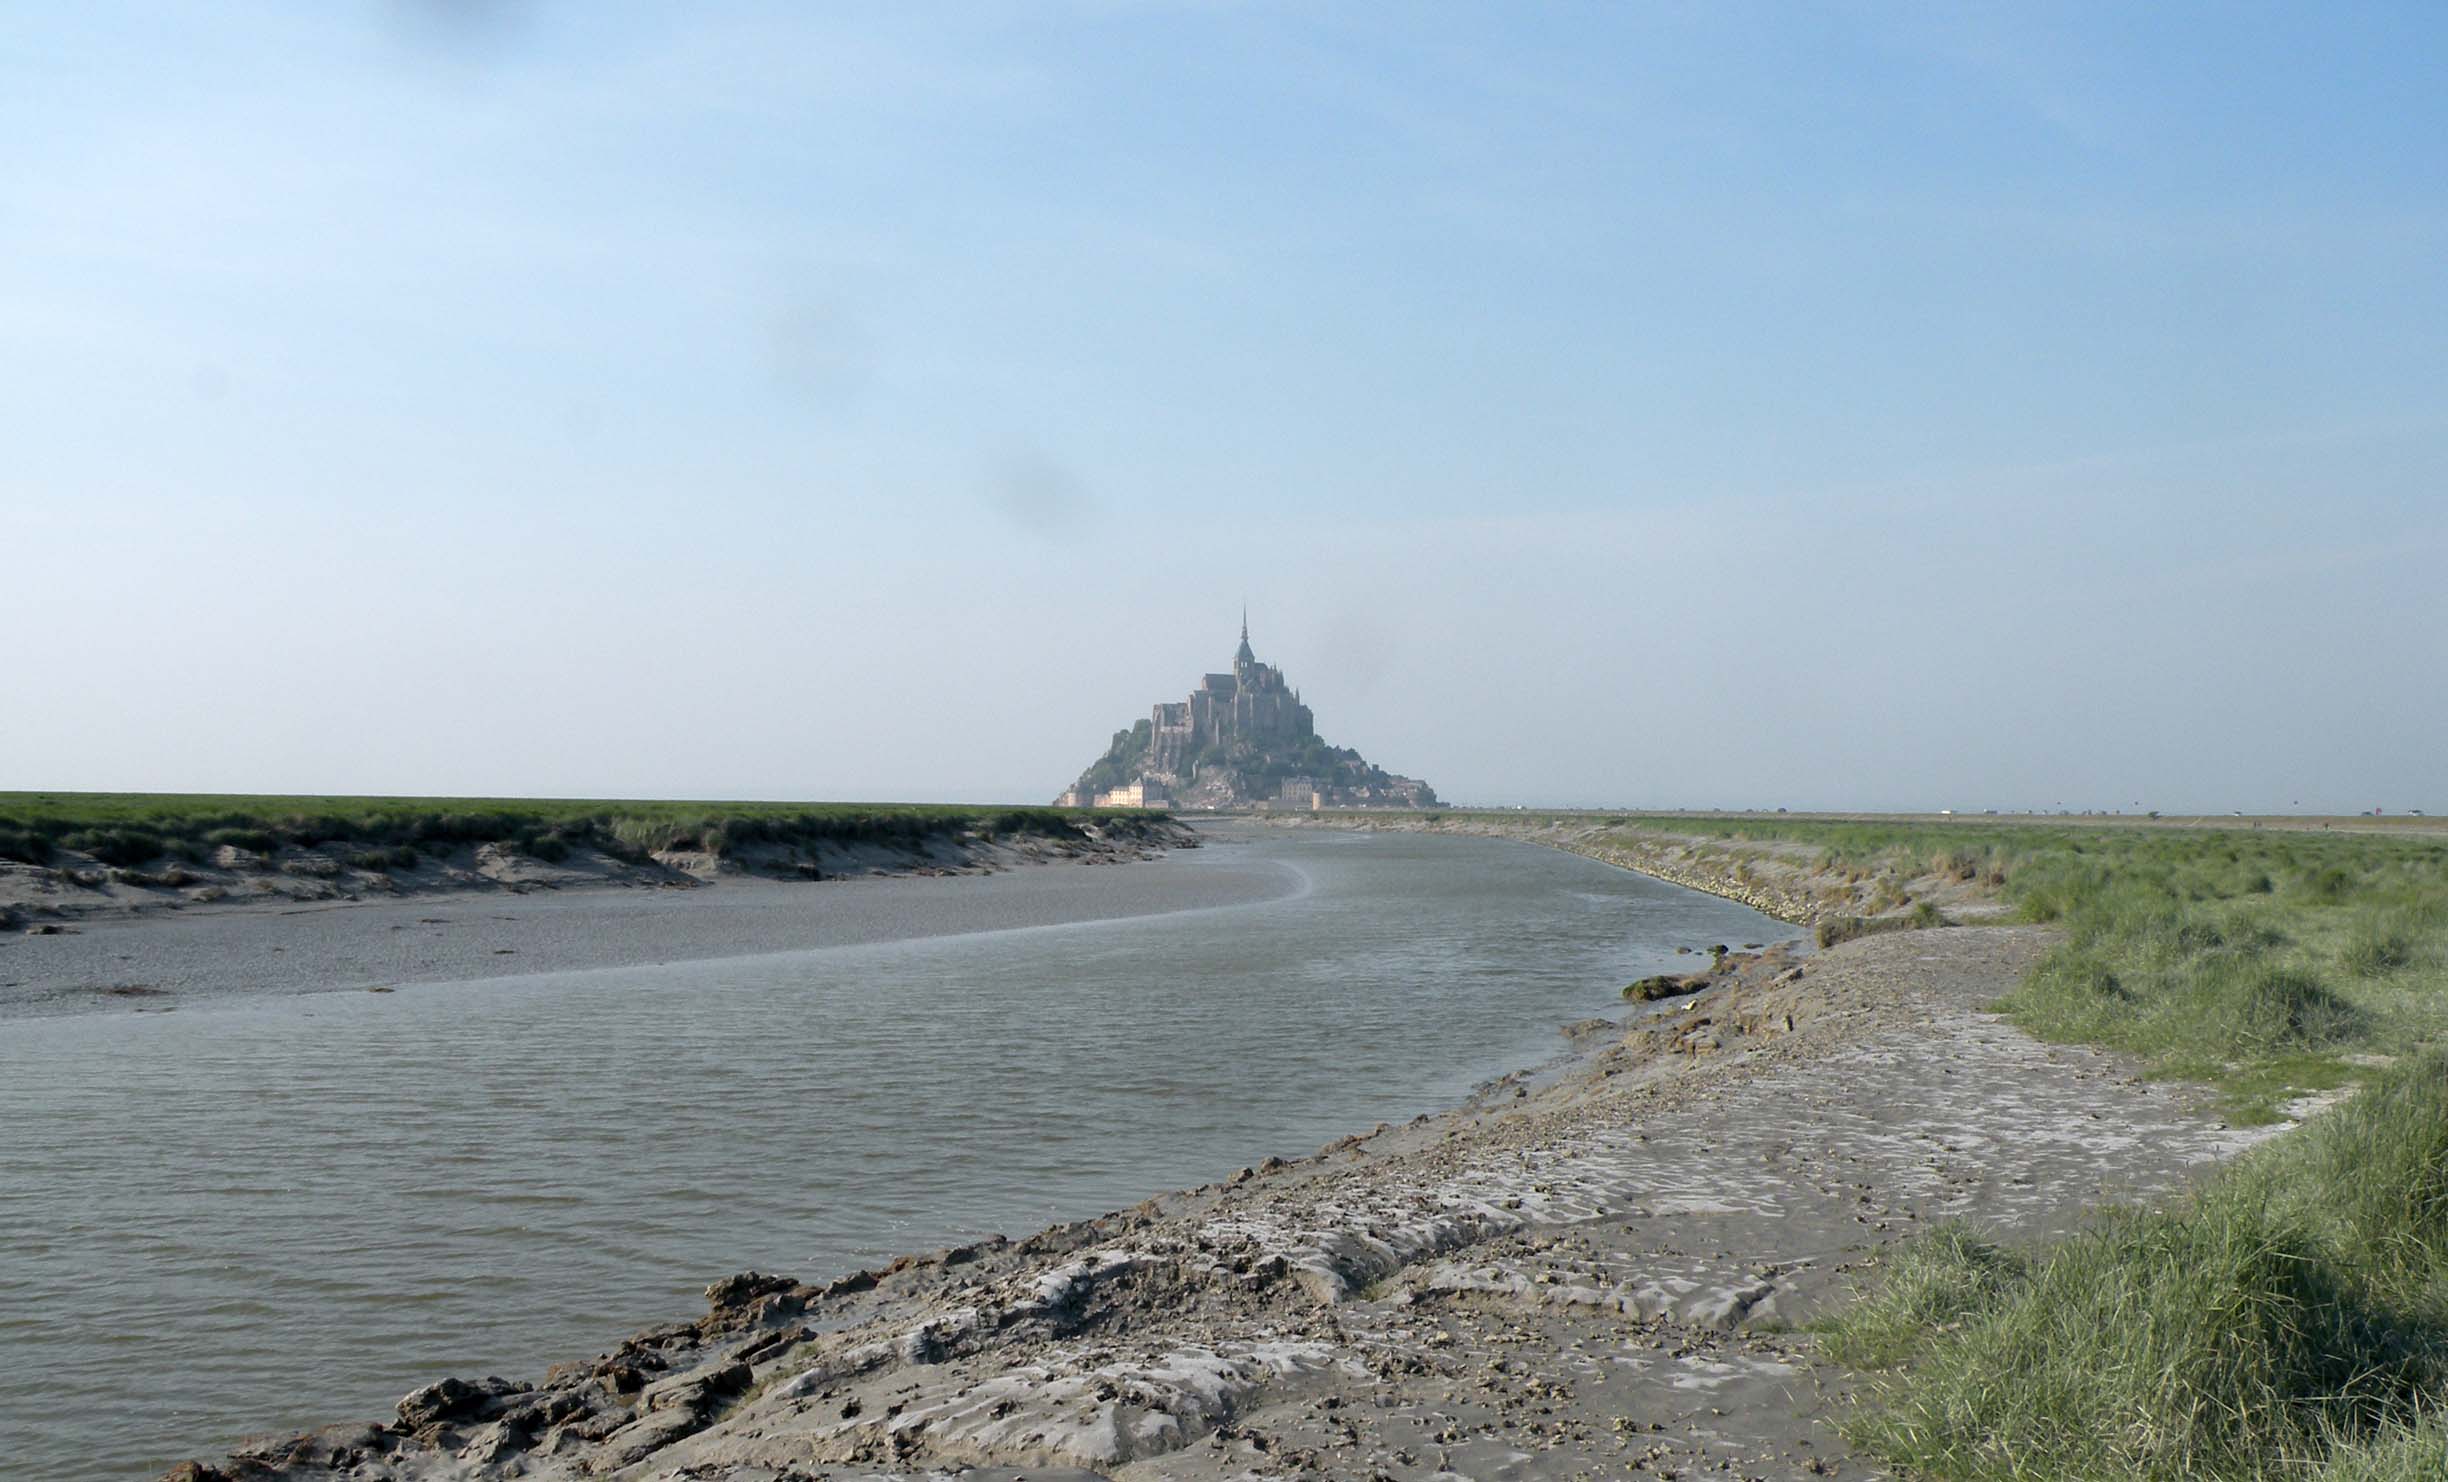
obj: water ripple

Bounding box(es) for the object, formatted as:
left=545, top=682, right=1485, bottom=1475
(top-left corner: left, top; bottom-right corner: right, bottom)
left=0, top=828, right=1785, bottom=1481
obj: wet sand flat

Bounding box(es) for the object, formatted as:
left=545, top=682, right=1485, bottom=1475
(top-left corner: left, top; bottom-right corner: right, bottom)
left=0, top=845, right=1298, bottom=1020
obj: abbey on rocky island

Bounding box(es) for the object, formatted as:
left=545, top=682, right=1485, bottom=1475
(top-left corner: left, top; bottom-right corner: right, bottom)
left=1057, top=615, right=1439, bottom=812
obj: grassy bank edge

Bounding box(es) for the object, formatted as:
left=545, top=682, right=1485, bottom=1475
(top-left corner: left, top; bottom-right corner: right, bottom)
left=1285, top=809, right=2448, bottom=1480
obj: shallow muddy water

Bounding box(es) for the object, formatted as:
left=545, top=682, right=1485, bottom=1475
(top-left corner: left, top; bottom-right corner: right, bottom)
left=0, top=826, right=1785, bottom=1479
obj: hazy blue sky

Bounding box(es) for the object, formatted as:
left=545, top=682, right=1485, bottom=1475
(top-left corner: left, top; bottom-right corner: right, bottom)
left=5, top=3, right=2442, bottom=811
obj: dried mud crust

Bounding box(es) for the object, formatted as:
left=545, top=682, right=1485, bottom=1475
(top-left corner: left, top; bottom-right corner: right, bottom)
left=183, top=928, right=2287, bottom=1482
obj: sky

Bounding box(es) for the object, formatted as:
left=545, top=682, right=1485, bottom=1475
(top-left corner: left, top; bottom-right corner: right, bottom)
left=4, top=2, right=2443, bottom=812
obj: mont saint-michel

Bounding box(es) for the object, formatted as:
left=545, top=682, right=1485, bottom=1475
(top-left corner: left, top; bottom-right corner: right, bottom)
left=1056, top=617, right=1440, bottom=811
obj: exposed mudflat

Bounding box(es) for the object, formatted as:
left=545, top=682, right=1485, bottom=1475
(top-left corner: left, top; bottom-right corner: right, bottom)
left=182, top=924, right=2289, bottom=1481
left=0, top=831, right=1256, bottom=1021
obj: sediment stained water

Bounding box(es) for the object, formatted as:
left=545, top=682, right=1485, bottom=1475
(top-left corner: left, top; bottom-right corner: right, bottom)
left=0, top=826, right=1786, bottom=1480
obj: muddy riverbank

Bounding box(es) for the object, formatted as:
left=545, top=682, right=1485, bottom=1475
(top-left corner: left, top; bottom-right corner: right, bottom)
left=10, top=827, right=1788, bottom=1480
left=1, top=811, right=1197, bottom=931
left=167, top=908, right=2288, bottom=1480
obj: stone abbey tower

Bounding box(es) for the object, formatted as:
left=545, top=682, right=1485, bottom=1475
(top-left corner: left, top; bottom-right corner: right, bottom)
left=1144, top=611, right=1315, bottom=779
left=1058, top=614, right=1438, bottom=810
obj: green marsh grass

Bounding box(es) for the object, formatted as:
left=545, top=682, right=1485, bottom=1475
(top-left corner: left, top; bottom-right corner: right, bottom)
left=1527, top=813, right=2448, bottom=1482
left=1577, top=814, right=2448, bottom=1123
left=2311, top=1418, right=2448, bottom=1482
left=1387, top=809, right=2448, bottom=1121
left=1823, top=1055, right=2448, bottom=1481
left=1358, top=808, right=2448, bottom=1480
left=0, top=792, right=1162, bottom=871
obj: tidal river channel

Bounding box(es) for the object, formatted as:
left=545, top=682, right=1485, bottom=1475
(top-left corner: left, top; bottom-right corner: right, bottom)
left=0, top=825, right=1786, bottom=1480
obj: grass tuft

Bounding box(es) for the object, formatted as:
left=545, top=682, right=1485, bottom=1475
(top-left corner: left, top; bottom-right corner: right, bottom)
left=2342, top=920, right=2415, bottom=978
left=58, top=828, right=167, bottom=867
left=1826, top=1056, right=2448, bottom=1481
left=1817, top=907, right=1945, bottom=949
left=2311, top=1415, right=2448, bottom=1481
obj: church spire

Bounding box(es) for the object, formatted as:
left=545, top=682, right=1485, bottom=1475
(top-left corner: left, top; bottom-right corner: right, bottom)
left=1234, top=604, right=1256, bottom=670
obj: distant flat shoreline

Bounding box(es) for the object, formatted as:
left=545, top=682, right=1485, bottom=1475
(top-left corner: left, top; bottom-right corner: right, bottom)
left=0, top=828, right=1283, bottom=1022
left=0, top=795, right=1197, bottom=932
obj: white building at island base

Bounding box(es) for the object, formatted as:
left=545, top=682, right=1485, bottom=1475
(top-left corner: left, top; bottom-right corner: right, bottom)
left=1055, top=780, right=1175, bottom=810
